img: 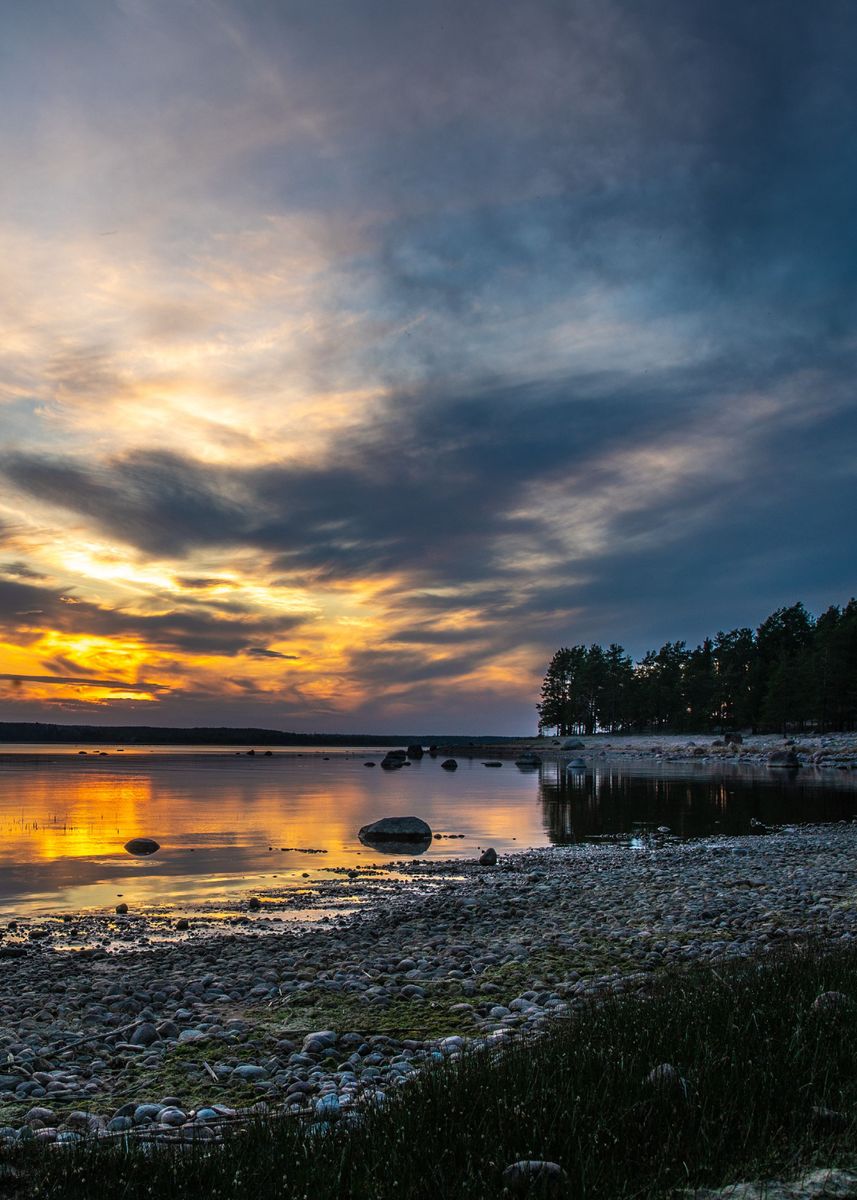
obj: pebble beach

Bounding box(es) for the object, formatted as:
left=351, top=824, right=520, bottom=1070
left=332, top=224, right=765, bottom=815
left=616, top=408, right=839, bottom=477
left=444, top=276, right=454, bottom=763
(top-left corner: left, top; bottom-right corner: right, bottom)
left=1, top=731, right=856, bottom=1150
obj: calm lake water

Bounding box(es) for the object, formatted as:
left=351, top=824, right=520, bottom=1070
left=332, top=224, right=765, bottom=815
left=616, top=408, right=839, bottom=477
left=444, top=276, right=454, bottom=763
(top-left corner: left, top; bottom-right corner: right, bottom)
left=0, top=745, right=855, bottom=915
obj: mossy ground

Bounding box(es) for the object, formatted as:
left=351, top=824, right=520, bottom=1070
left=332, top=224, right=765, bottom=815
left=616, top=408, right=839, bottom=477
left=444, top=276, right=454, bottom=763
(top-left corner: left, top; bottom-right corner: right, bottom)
left=9, top=944, right=857, bottom=1200
left=269, top=983, right=473, bottom=1038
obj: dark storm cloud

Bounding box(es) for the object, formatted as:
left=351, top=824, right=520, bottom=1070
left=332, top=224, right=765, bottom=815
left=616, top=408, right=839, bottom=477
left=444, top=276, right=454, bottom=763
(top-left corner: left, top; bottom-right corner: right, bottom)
left=0, top=576, right=307, bottom=657
left=244, top=647, right=299, bottom=660
left=1, top=561, right=45, bottom=581
left=0, top=369, right=696, bottom=575
left=2, top=342, right=856, bottom=685
left=345, top=647, right=488, bottom=688
left=0, top=673, right=166, bottom=692
left=3, top=0, right=857, bottom=731
left=219, top=0, right=857, bottom=352
left=1, top=452, right=248, bottom=558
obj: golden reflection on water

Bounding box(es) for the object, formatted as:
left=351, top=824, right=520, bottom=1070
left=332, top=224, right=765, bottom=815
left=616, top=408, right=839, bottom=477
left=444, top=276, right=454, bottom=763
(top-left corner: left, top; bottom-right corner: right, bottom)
left=0, top=751, right=549, bottom=915
left=4, top=750, right=849, bottom=916
left=0, top=774, right=155, bottom=862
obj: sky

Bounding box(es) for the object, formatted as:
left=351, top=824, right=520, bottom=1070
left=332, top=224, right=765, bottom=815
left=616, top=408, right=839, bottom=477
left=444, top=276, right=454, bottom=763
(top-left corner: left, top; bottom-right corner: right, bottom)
left=0, top=0, right=856, bottom=735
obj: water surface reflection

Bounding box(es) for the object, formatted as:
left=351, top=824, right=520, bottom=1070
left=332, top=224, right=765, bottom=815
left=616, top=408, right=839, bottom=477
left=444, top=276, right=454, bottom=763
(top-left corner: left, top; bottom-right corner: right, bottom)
left=0, top=747, right=854, bottom=915
left=538, top=760, right=857, bottom=843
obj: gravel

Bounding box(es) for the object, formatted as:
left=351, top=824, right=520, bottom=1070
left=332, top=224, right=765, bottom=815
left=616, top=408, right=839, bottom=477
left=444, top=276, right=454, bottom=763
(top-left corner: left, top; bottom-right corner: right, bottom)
left=1, top=815, right=856, bottom=1147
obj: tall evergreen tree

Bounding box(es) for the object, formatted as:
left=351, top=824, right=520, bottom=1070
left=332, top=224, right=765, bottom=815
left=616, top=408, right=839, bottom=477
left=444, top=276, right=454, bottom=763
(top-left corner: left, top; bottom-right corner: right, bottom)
left=537, top=598, right=857, bottom=734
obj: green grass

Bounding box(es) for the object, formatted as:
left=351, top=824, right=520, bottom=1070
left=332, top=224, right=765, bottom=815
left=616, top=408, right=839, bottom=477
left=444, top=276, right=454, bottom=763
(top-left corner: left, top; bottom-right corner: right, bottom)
left=8, top=945, right=857, bottom=1199
left=269, top=982, right=473, bottom=1038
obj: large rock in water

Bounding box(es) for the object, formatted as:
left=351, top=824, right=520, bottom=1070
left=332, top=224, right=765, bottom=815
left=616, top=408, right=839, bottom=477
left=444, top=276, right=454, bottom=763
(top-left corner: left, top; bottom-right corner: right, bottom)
left=123, top=838, right=160, bottom=856
left=358, top=817, right=432, bottom=852
left=768, top=748, right=800, bottom=768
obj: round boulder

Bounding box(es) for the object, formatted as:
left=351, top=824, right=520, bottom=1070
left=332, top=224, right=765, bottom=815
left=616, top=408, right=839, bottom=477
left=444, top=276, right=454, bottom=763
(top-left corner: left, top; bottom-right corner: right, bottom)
left=767, top=749, right=800, bottom=768
left=479, top=847, right=498, bottom=866
left=440, top=759, right=458, bottom=770
left=358, top=816, right=432, bottom=846
left=123, top=838, right=160, bottom=856
left=502, top=1161, right=568, bottom=1195
left=812, top=990, right=851, bottom=1015
left=130, top=1022, right=159, bottom=1047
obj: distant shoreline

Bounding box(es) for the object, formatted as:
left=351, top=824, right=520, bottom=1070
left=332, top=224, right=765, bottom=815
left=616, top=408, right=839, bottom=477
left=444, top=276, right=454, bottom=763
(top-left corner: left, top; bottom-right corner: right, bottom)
left=0, top=721, right=525, bottom=747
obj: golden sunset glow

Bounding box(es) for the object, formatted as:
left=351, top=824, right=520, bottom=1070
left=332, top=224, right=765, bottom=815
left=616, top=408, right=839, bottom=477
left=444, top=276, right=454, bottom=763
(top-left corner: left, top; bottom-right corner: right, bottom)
left=1, top=2, right=854, bottom=736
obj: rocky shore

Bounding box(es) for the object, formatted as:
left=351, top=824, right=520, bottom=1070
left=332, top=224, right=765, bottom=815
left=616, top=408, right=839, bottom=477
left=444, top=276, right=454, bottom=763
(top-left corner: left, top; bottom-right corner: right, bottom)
left=1, top=818, right=856, bottom=1148
left=433, top=731, right=857, bottom=770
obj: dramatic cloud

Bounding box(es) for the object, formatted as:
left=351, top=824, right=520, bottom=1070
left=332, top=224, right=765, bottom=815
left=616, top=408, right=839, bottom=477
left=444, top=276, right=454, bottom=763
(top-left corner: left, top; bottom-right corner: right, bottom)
left=0, top=0, right=855, bottom=731
left=0, top=674, right=167, bottom=693
left=244, top=647, right=299, bottom=660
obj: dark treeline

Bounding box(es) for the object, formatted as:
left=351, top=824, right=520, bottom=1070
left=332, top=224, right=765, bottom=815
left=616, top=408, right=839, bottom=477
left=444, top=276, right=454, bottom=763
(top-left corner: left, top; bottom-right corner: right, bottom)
left=537, top=599, right=857, bottom=735
left=0, top=724, right=517, bottom=747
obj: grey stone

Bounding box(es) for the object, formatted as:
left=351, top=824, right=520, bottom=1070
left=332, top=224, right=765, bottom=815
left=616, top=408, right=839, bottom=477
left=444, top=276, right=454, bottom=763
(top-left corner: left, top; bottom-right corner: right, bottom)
left=686, top=1168, right=857, bottom=1199
left=502, top=1160, right=569, bottom=1194
left=158, top=1107, right=187, bottom=1126
left=123, top=838, right=160, bottom=856
left=358, top=817, right=432, bottom=844
left=767, top=749, right=800, bottom=768
left=232, top=1064, right=267, bottom=1082
left=646, top=1062, right=681, bottom=1090
left=303, top=1030, right=338, bottom=1053
left=130, top=1022, right=159, bottom=1047
left=479, top=848, right=498, bottom=866
left=812, top=991, right=851, bottom=1014
left=133, top=1104, right=163, bottom=1125
left=24, top=1107, right=54, bottom=1125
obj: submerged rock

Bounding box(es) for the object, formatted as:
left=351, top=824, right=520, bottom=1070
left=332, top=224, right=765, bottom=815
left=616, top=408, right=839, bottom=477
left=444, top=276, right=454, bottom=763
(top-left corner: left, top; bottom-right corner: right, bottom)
left=441, top=759, right=458, bottom=771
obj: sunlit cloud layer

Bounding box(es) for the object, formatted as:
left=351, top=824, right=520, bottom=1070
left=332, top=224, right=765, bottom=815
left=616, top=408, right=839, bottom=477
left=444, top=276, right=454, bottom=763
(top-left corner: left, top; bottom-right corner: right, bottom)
left=1, top=0, right=856, bottom=732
